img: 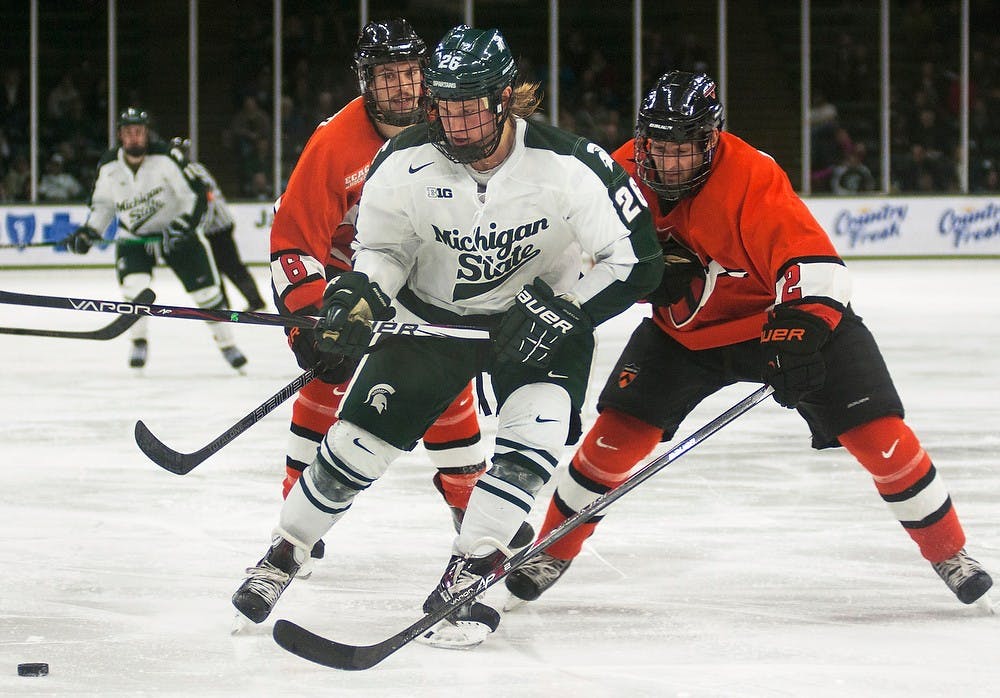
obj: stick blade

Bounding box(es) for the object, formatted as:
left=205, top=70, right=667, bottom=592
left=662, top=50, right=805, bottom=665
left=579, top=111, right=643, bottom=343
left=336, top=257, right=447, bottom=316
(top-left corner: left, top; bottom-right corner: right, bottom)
left=0, top=288, right=155, bottom=340
left=134, top=420, right=203, bottom=475
left=272, top=620, right=389, bottom=671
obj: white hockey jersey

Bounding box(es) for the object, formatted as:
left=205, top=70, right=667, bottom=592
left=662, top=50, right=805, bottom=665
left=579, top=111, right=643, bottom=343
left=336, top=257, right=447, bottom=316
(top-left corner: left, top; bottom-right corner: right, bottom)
left=82, top=142, right=207, bottom=240
left=353, top=117, right=661, bottom=325
left=185, top=160, right=235, bottom=234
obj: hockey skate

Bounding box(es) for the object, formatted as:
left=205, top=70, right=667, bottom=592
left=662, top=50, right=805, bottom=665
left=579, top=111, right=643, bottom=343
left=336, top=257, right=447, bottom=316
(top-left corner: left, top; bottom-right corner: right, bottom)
left=220, top=345, right=248, bottom=372
left=296, top=539, right=326, bottom=581
left=232, top=537, right=305, bottom=624
left=419, top=550, right=504, bottom=649
left=932, top=548, right=994, bottom=608
left=129, top=339, right=148, bottom=368
left=504, top=551, right=573, bottom=611
left=432, top=472, right=535, bottom=549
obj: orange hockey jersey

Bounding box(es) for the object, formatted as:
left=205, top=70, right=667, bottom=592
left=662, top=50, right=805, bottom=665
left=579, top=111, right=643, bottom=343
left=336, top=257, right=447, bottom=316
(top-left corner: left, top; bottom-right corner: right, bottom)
left=612, top=132, right=851, bottom=350
left=270, top=96, right=386, bottom=315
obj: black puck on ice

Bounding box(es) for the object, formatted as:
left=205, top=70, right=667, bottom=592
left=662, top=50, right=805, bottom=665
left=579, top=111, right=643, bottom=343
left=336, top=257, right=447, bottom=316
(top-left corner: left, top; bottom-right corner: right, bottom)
left=17, top=662, right=49, bottom=677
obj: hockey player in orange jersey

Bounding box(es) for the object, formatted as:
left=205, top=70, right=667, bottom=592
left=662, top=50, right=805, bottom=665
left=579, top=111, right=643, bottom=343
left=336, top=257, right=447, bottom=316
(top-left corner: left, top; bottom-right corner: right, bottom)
left=268, top=19, right=530, bottom=572
left=506, top=70, right=994, bottom=609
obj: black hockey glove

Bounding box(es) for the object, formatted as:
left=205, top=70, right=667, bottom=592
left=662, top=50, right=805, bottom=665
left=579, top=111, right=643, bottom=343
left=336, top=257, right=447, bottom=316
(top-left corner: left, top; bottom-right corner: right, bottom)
left=315, top=271, right=395, bottom=360
left=494, top=277, right=593, bottom=369
left=160, top=216, right=194, bottom=254
left=287, top=326, right=358, bottom=384
left=62, top=225, right=102, bottom=255
left=645, top=238, right=706, bottom=307
left=760, top=306, right=831, bottom=408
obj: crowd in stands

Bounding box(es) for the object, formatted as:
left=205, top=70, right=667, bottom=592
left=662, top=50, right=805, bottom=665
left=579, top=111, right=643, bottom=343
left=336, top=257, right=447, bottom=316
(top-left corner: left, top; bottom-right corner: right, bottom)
left=3, top=2, right=999, bottom=203
left=810, top=0, right=1000, bottom=194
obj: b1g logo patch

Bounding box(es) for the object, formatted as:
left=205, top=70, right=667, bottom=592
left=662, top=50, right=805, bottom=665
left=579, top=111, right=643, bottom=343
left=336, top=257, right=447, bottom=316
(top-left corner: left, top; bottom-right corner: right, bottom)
left=426, top=186, right=453, bottom=199
left=618, top=363, right=639, bottom=388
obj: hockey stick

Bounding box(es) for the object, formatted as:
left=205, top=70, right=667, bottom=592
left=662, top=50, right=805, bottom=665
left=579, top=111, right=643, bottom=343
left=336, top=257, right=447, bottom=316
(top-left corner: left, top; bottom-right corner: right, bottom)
left=135, top=368, right=316, bottom=475
left=0, top=240, right=62, bottom=250
left=0, top=288, right=155, bottom=340
left=0, top=236, right=162, bottom=250
left=0, top=289, right=491, bottom=340
left=272, top=385, right=774, bottom=670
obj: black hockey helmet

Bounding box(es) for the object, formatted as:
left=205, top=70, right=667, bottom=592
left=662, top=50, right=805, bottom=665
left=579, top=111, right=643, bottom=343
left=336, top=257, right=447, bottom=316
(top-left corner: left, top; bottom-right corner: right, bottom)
left=355, top=18, right=427, bottom=127
left=117, top=107, right=149, bottom=129
left=424, top=25, right=518, bottom=164
left=634, top=71, right=724, bottom=201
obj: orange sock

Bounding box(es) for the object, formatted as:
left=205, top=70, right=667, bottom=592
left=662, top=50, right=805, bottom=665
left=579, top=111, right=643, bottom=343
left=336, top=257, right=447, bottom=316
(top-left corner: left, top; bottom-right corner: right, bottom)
left=282, top=378, right=344, bottom=498
left=839, top=416, right=965, bottom=563
left=422, top=383, right=480, bottom=445
left=435, top=466, right=487, bottom=510
left=542, top=409, right=662, bottom=560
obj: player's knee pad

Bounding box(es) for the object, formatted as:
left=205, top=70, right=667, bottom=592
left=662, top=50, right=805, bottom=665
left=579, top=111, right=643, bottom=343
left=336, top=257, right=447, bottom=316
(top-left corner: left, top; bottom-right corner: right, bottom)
left=490, top=383, right=573, bottom=493
left=309, top=420, right=402, bottom=502
left=120, top=273, right=152, bottom=300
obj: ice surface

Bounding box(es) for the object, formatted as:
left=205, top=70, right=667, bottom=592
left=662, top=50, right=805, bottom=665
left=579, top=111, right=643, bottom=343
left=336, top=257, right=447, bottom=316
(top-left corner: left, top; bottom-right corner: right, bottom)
left=1, top=261, right=998, bottom=697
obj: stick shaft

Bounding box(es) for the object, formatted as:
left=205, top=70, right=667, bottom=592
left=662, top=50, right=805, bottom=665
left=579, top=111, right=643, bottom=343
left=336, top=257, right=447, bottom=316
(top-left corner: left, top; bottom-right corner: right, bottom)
left=0, top=289, right=491, bottom=339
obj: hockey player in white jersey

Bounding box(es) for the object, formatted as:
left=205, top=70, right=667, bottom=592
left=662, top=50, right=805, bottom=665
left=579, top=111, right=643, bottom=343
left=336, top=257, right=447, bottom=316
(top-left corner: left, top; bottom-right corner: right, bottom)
left=232, top=25, right=662, bottom=647
left=63, top=108, right=248, bottom=371
left=169, top=137, right=266, bottom=312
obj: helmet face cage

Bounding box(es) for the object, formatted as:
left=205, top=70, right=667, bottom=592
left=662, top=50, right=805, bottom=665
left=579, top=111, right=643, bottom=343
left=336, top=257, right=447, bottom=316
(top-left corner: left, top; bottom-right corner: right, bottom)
left=117, top=107, right=150, bottom=157
left=355, top=19, right=428, bottom=127
left=634, top=71, right=724, bottom=201
left=424, top=25, right=517, bottom=164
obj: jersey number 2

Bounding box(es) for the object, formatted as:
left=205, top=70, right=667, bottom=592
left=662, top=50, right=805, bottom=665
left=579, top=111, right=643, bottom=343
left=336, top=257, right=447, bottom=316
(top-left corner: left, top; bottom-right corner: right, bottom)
left=780, top=265, right=803, bottom=302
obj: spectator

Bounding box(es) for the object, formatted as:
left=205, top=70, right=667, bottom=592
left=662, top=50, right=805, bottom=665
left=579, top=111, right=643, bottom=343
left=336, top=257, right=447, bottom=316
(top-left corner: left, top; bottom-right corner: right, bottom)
left=3, top=153, right=30, bottom=201
left=909, top=107, right=954, bottom=159
left=830, top=143, right=876, bottom=195
left=247, top=170, right=273, bottom=201
left=896, top=142, right=950, bottom=192
left=974, top=160, right=1000, bottom=193
left=2, top=67, right=28, bottom=140
left=226, top=95, right=272, bottom=178
left=46, top=72, right=80, bottom=121
left=38, top=153, right=84, bottom=201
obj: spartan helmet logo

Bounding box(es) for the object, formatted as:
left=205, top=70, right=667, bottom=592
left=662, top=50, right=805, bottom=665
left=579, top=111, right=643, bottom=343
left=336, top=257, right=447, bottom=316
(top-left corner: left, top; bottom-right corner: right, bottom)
left=365, top=383, right=396, bottom=414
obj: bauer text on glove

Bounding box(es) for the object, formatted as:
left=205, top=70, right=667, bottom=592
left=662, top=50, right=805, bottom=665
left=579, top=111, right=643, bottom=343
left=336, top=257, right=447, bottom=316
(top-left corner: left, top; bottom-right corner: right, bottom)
left=760, top=306, right=831, bottom=408
left=493, top=277, right=593, bottom=368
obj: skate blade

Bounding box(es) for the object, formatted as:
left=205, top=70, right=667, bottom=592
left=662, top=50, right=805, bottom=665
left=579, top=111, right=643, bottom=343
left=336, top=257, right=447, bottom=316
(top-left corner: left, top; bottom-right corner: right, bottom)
left=231, top=612, right=253, bottom=635
left=415, top=619, right=490, bottom=650
left=974, top=593, right=997, bottom=615
left=502, top=593, right=528, bottom=612
left=297, top=558, right=314, bottom=580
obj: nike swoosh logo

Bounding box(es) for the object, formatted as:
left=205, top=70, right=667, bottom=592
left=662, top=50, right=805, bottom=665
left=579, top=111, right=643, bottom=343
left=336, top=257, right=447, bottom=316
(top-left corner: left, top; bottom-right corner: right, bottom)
left=546, top=371, right=569, bottom=379
left=596, top=437, right=619, bottom=450
left=535, top=416, right=558, bottom=423
left=353, top=437, right=374, bottom=454
left=333, top=387, right=347, bottom=395
left=881, top=439, right=900, bottom=459
left=408, top=162, right=433, bottom=174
